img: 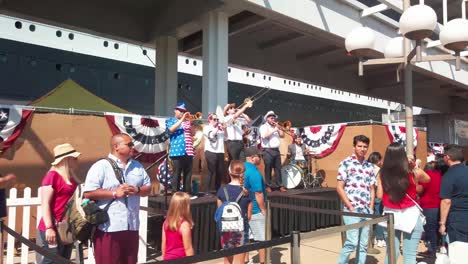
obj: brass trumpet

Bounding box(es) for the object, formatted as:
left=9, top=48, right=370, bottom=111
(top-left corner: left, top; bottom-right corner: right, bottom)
left=185, top=111, right=203, bottom=122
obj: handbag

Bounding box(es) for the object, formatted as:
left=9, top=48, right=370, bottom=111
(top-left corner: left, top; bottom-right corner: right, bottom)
left=379, top=206, right=421, bottom=233
left=405, top=194, right=426, bottom=226
left=56, top=186, right=81, bottom=245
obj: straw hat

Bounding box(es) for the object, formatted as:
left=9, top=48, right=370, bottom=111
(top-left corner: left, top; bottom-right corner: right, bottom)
left=51, top=143, right=81, bottom=165
left=223, top=103, right=236, bottom=116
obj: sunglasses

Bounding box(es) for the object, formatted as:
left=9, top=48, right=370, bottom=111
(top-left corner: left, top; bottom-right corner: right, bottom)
left=123, top=142, right=134, bottom=147
left=213, top=118, right=219, bottom=121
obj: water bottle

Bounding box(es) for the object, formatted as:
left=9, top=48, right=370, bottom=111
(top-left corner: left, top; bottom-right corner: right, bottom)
left=192, top=180, right=199, bottom=195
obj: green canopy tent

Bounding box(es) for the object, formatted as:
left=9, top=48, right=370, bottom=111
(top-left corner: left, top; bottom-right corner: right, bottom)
left=29, top=79, right=130, bottom=113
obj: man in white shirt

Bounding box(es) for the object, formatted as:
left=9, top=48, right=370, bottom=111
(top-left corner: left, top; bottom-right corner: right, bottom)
left=287, top=136, right=308, bottom=168
left=259, top=111, right=286, bottom=192
left=223, top=101, right=252, bottom=161
left=203, top=113, right=227, bottom=192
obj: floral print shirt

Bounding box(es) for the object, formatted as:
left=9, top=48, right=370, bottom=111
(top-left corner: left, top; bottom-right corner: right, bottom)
left=337, top=154, right=375, bottom=212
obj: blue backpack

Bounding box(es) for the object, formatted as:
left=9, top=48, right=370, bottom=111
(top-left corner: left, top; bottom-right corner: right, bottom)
left=214, top=187, right=244, bottom=232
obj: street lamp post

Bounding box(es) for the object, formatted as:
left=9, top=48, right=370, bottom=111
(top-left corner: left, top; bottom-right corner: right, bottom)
left=345, top=0, right=468, bottom=156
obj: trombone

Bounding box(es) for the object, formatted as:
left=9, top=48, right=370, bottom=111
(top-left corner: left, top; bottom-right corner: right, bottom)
left=236, top=86, right=272, bottom=110
left=273, top=120, right=295, bottom=137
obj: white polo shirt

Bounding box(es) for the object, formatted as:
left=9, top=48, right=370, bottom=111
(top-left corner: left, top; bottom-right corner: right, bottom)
left=225, top=115, right=247, bottom=141
left=203, top=125, right=225, bottom=153
left=260, top=123, right=281, bottom=148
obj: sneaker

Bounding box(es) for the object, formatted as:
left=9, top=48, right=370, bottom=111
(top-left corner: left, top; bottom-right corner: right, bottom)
left=377, top=240, right=386, bottom=248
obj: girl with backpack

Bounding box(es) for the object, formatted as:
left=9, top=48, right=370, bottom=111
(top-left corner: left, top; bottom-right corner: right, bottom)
left=216, top=160, right=252, bottom=264
left=162, top=192, right=194, bottom=260
left=38, top=143, right=81, bottom=264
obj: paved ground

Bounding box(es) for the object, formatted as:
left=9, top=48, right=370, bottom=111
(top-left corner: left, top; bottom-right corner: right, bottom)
left=202, top=232, right=436, bottom=264
left=5, top=232, right=437, bottom=263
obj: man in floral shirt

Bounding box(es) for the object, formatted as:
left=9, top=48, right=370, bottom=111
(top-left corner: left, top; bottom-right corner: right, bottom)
left=336, top=135, right=375, bottom=264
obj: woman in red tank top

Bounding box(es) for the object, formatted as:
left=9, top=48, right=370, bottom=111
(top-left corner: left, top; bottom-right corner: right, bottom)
left=376, top=143, right=430, bottom=264
left=162, top=192, right=194, bottom=260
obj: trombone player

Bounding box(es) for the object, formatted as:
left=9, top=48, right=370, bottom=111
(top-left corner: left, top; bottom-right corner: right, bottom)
left=260, top=111, right=286, bottom=192
left=223, top=100, right=253, bottom=161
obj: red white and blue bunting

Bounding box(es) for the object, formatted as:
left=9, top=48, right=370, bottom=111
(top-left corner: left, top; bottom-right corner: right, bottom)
left=428, top=142, right=446, bottom=155
left=385, top=125, right=418, bottom=149
left=245, top=126, right=261, bottom=148
left=298, top=124, right=346, bottom=158
left=0, top=105, right=33, bottom=153
left=105, top=113, right=169, bottom=163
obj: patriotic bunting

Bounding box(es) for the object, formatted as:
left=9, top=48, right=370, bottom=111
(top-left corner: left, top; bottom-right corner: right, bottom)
left=385, top=125, right=418, bottom=150
left=298, top=124, right=346, bottom=158
left=0, top=105, right=33, bottom=153
left=245, top=126, right=261, bottom=148
left=105, top=114, right=169, bottom=163
left=428, top=142, right=446, bottom=155
left=157, top=158, right=174, bottom=189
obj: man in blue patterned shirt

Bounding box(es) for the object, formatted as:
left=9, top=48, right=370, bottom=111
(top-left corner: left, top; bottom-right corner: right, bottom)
left=336, top=135, right=375, bottom=264
left=165, top=102, right=194, bottom=194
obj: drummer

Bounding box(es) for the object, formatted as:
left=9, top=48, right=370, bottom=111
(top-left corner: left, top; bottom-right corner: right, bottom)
left=287, top=136, right=309, bottom=169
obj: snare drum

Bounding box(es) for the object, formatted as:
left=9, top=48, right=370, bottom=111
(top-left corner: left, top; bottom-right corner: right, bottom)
left=281, top=164, right=304, bottom=189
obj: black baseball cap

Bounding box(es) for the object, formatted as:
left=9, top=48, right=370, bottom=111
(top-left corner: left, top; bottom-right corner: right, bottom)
left=244, top=147, right=261, bottom=157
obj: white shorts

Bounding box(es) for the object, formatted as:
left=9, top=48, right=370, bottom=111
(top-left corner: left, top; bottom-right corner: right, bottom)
left=249, top=213, right=265, bottom=241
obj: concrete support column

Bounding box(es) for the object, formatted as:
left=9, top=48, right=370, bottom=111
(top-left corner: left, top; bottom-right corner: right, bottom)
left=155, top=36, right=178, bottom=116
left=202, top=11, right=229, bottom=117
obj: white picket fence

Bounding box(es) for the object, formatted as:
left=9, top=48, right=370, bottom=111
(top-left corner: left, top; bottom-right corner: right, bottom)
left=5, top=187, right=148, bottom=264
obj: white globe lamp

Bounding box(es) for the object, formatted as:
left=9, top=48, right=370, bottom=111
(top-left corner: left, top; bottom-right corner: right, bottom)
left=384, top=37, right=405, bottom=58
left=439, top=18, right=468, bottom=52
left=345, top=27, right=376, bottom=57
left=399, top=4, right=437, bottom=40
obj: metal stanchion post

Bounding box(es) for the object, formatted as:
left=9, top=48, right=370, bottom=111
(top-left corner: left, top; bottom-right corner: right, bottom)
left=265, top=200, right=271, bottom=264
left=290, top=231, right=301, bottom=264
left=340, top=201, right=346, bottom=245
left=366, top=221, right=380, bottom=254
left=386, top=213, right=396, bottom=264
left=0, top=220, right=3, bottom=264
left=75, top=242, right=84, bottom=264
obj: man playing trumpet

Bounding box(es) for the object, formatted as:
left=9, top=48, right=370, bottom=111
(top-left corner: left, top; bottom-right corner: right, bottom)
left=223, top=100, right=253, bottom=161
left=165, top=102, right=194, bottom=194
left=260, top=111, right=286, bottom=192
left=203, top=113, right=227, bottom=192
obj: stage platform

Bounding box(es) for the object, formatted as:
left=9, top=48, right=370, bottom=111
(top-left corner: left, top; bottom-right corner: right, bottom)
left=147, top=187, right=341, bottom=253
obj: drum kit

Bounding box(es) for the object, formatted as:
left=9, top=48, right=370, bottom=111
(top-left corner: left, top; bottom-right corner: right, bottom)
left=281, top=156, right=324, bottom=189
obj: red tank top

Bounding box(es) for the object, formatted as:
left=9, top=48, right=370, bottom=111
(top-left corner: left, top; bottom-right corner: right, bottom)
left=382, top=173, right=417, bottom=209
left=163, top=219, right=188, bottom=260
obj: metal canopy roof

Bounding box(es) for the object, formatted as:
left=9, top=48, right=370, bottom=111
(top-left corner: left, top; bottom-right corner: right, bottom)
left=1, top=0, right=467, bottom=113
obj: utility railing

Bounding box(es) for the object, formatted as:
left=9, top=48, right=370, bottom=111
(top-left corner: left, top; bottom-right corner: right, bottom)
left=150, top=201, right=396, bottom=264
left=2, top=190, right=396, bottom=264
left=2, top=187, right=148, bottom=264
